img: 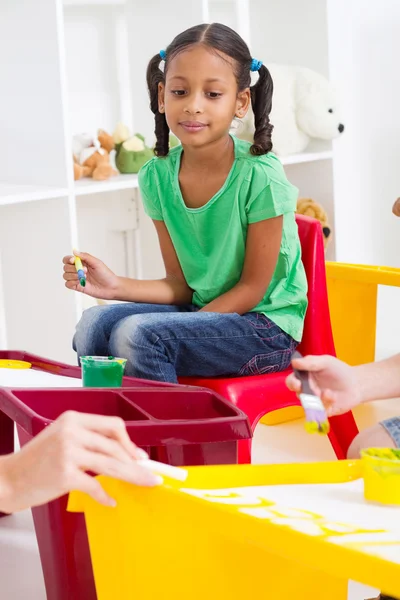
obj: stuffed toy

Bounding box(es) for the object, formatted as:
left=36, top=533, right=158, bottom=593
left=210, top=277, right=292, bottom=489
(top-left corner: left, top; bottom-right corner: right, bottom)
left=296, top=198, right=331, bottom=248
left=112, top=123, right=153, bottom=174
left=238, top=64, right=345, bottom=156
left=392, top=197, right=400, bottom=217
left=72, top=130, right=117, bottom=181
left=112, top=123, right=181, bottom=173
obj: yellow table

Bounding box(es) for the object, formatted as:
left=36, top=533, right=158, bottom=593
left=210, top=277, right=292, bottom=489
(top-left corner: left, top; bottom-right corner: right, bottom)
left=69, top=461, right=400, bottom=600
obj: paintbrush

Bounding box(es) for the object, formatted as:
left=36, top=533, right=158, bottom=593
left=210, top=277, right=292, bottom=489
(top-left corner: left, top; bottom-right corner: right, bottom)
left=291, top=350, right=330, bottom=435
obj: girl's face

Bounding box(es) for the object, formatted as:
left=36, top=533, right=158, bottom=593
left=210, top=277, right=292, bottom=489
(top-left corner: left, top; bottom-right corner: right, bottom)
left=159, top=45, right=250, bottom=149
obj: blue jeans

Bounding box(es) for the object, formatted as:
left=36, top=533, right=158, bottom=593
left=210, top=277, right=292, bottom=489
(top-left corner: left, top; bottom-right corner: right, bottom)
left=381, top=417, right=400, bottom=447
left=73, top=303, right=298, bottom=383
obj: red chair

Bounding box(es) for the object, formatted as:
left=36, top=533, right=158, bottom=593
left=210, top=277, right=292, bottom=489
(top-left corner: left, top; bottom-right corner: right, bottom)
left=180, top=215, right=359, bottom=464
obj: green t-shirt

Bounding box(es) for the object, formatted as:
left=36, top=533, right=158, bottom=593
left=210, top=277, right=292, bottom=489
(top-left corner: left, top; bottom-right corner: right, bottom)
left=138, top=135, right=308, bottom=341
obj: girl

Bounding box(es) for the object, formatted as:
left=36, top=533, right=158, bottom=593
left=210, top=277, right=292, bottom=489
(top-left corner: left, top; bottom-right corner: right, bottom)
left=63, top=22, right=308, bottom=383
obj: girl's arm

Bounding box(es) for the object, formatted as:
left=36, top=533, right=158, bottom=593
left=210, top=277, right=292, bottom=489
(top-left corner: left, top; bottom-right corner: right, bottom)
left=115, top=221, right=193, bottom=304
left=200, top=216, right=283, bottom=314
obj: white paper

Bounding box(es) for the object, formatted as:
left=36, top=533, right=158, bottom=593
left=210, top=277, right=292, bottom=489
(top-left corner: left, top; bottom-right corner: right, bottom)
left=0, top=368, right=82, bottom=388
left=183, top=480, right=400, bottom=536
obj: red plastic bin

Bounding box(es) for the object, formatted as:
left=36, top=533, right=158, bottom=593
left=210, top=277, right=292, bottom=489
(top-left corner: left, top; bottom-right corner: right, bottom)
left=0, top=349, right=180, bottom=459
left=0, top=384, right=251, bottom=600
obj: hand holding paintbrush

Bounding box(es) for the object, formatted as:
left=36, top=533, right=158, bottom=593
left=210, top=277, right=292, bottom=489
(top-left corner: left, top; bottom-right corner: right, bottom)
left=290, top=351, right=330, bottom=434
left=287, top=352, right=362, bottom=424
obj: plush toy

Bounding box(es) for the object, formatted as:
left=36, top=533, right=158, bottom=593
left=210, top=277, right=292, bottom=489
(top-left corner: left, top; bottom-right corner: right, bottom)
left=112, top=123, right=181, bottom=173
left=392, top=197, right=400, bottom=217
left=239, top=64, right=345, bottom=156
left=296, top=198, right=331, bottom=248
left=72, top=130, right=118, bottom=181
left=112, top=123, right=153, bottom=174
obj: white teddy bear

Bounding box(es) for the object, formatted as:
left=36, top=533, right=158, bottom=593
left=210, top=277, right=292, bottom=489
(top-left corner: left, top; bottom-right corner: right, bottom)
left=239, top=64, right=345, bottom=156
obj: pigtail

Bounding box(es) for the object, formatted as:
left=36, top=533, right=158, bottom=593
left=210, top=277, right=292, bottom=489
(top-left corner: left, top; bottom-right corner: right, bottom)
left=146, top=54, right=170, bottom=157
left=250, top=64, right=274, bottom=156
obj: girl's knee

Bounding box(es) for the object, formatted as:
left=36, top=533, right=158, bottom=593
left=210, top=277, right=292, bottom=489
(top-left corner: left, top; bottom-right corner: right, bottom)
left=109, top=314, right=157, bottom=353
left=347, top=423, right=396, bottom=459
left=74, top=304, right=116, bottom=356
left=76, top=304, right=111, bottom=334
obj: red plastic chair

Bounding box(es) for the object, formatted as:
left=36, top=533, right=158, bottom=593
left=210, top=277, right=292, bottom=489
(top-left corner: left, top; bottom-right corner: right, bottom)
left=180, top=215, right=359, bottom=463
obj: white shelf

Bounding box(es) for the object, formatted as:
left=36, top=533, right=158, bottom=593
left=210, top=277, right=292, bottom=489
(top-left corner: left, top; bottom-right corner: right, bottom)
left=63, top=0, right=125, bottom=5
left=0, top=182, right=68, bottom=207
left=0, top=175, right=139, bottom=206
left=74, top=173, right=139, bottom=196
left=280, top=150, right=333, bottom=166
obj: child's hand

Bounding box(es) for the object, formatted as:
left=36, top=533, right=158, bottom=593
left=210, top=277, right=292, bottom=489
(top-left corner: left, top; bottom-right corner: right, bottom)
left=286, top=354, right=362, bottom=416
left=63, top=251, right=120, bottom=300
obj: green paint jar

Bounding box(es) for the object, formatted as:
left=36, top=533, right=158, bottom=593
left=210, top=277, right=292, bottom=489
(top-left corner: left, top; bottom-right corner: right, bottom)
left=81, top=356, right=127, bottom=388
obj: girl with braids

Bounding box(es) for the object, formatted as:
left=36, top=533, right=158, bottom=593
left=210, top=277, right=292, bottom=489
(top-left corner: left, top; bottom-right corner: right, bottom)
left=63, top=23, right=308, bottom=383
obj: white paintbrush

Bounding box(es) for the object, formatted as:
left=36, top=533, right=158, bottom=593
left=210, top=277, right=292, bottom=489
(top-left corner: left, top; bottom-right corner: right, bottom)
left=137, top=459, right=188, bottom=482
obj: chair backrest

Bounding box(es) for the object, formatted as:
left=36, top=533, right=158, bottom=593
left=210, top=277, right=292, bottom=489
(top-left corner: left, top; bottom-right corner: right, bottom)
left=295, top=214, right=336, bottom=357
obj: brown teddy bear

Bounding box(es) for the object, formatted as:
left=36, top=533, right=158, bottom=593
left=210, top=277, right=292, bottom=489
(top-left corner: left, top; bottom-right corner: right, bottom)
left=296, top=198, right=331, bottom=248
left=392, top=197, right=400, bottom=217
left=72, top=129, right=118, bottom=181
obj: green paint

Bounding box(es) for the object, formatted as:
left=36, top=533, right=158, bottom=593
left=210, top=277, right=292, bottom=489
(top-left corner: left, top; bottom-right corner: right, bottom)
left=81, top=356, right=127, bottom=388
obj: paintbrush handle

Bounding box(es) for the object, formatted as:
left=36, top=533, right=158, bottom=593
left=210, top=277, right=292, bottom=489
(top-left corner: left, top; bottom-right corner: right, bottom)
left=291, top=351, right=314, bottom=395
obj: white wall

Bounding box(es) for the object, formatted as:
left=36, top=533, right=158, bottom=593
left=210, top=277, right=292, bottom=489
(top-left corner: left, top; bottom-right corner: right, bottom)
left=328, top=0, right=400, bottom=359
left=250, top=0, right=329, bottom=76
left=328, top=0, right=400, bottom=267
left=64, top=5, right=122, bottom=135
left=0, top=197, right=77, bottom=362
left=126, top=0, right=206, bottom=145
left=0, top=0, right=67, bottom=187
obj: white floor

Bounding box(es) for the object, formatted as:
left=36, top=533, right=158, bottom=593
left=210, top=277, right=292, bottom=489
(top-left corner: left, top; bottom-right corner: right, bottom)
left=2, top=395, right=399, bottom=599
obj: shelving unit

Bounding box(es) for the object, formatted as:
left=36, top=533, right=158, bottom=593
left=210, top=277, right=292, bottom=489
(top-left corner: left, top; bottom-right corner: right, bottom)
left=74, top=173, right=138, bottom=196
left=0, top=0, right=337, bottom=362
left=4, top=0, right=396, bottom=362
left=0, top=183, right=69, bottom=207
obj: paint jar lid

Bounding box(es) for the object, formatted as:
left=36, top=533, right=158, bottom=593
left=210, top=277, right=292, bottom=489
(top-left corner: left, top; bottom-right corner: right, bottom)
left=0, top=359, right=32, bottom=369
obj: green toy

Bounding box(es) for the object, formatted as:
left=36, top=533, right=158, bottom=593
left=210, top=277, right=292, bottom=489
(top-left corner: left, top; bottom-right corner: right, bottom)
left=115, top=133, right=153, bottom=174
left=113, top=123, right=180, bottom=174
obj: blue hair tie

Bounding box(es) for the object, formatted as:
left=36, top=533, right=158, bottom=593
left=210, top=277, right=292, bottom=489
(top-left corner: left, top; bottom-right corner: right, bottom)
left=250, top=58, right=263, bottom=72
left=160, top=49, right=167, bottom=60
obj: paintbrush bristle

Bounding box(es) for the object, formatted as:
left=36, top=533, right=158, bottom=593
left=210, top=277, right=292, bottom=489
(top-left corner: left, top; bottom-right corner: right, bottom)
left=299, top=394, right=330, bottom=435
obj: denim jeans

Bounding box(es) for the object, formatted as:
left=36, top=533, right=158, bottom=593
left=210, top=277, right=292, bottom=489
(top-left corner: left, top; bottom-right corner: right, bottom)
left=73, top=303, right=298, bottom=383
left=381, top=417, right=400, bottom=448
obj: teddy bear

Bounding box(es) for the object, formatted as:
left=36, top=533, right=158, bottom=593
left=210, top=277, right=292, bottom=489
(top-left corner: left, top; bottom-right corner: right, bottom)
left=296, top=198, right=331, bottom=248
left=238, top=64, right=345, bottom=156
left=72, top=130, right=118, bottom=181
left=392, top=197, right=400, bottom=217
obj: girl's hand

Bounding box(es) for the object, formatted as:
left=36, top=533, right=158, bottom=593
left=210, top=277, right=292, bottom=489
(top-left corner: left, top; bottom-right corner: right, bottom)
left=63, top=251, right=120, bottom=300
left=286, top=354, right=362, bottom=416
left=0, top=411, right=162, bottom=513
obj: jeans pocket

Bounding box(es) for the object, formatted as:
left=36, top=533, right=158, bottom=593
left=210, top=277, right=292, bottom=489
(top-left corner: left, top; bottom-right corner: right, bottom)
left=245, top=313, right=279, bottom=331
left=239, top=348, right=292, bottom=376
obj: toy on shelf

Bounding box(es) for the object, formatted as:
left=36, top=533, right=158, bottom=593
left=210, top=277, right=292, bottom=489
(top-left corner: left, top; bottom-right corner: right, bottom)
left=72, top=129, right=118, bottom=181
left=296, top=198, right=331, bottom=249
left=112, top=122, right=180, bottom=174
left=112, top=122, right=154, bottom=174
left=238, top=64, right=345, bottom=156
left=392, top=197, right=400, bottom=216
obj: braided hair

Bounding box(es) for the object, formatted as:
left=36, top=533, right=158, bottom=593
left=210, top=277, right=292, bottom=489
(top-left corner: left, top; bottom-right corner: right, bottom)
left=146, top=23, right=273, bottom=157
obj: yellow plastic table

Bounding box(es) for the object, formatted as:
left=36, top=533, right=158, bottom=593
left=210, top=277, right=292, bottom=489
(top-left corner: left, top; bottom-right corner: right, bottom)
left=69, top=461, right=400, bottom=600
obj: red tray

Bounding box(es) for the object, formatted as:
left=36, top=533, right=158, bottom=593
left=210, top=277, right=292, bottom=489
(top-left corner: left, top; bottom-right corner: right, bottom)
left=0, top=351, right=251, bottom=600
